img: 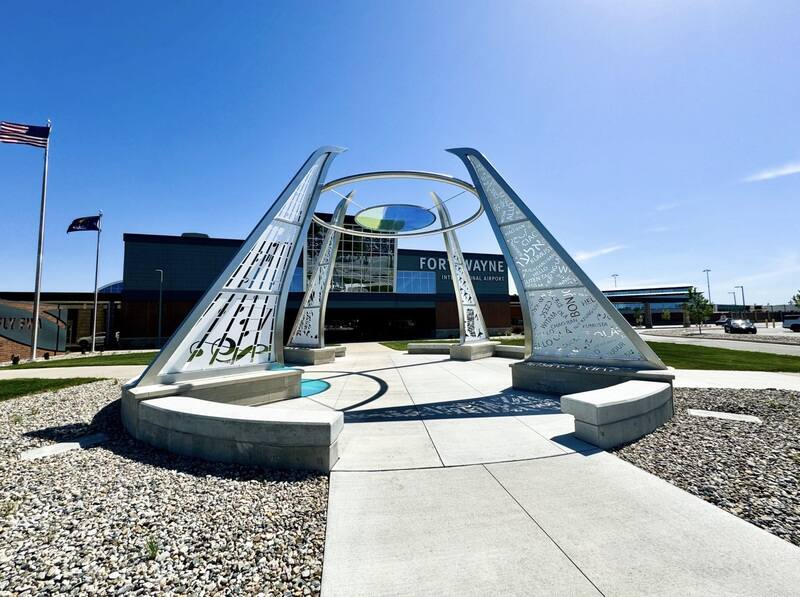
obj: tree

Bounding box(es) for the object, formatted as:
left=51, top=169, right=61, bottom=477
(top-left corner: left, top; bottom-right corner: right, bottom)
left=686, top=287, right=713, bottom=333
left=661, top=308, right=672, bottom=322
left=791, top=290, right=800, bottom=308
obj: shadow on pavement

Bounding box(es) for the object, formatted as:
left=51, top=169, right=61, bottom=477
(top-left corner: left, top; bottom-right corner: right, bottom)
left=344, top=389, right=561, bottom=423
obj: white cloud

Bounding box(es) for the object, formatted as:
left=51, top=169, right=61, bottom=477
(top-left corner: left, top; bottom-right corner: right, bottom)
left=574, top=244, right=626, bottom=262
left=742, top=160, right=800, bottom=183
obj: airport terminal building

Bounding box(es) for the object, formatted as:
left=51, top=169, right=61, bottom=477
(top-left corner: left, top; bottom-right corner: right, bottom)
left=120, top=214, right=512, bottom=347
left=3, top=214, right=775, bottom=357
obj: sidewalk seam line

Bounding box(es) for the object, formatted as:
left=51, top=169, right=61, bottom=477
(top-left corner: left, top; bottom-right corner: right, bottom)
left=482, top=464, right=607, bottom=597
left=395, top=358, right=446, bottom=467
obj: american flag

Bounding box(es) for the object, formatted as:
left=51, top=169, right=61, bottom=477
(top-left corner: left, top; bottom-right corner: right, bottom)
left=0, top=121, right=50, bottom=149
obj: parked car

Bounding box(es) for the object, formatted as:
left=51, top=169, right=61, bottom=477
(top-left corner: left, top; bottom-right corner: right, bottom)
left=724, top=319, right=757, bottom=334
left=783, top=316, right=800, bottom=332
left=715, top=316, right=730, bottom=326
left=77, top=334, right=105, bottom=351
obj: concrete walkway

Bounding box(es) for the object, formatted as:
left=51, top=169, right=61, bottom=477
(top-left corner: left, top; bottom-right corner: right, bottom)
left=280, top=343, right=800, bottom=596
left=323, top=455, right=800, bottom=596
left=4, top=343, right=798, bottom=592
left=0, top=365, right=145, bottom=381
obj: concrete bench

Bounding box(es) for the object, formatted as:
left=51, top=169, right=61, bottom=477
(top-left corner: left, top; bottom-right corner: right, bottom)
left=407, top=342, right=454, bottom=355
left=561, top=380, right=674, bottom=449
left=126, top=395, right=342, bottom=472
left=284, top=346, right=338, bottom=365
left=407, top=342, right=501, bottom=360
left=123, top=368, right=301, bottom=406
left=493, top=344, right=525, bottom=359
left=450, top=341, right=500, bottom=361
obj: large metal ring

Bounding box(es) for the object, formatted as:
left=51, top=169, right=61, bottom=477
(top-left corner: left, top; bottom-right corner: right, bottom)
left=315, top=170, right=483, bottom=238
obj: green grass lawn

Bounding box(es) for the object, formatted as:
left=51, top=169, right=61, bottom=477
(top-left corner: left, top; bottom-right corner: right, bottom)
left=380, top=338, right=800, bottom=373
left=0, top=378, right=105, bottom=402
left=646, top=341, right=800, bottom=372
left=4, top=352, right=157, bottom=369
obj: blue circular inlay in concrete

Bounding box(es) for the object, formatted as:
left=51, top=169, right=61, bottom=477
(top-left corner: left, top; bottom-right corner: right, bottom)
left=301, top=379, right=331, bottom=397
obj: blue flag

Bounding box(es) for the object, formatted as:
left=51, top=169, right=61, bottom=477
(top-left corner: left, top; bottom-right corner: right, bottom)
left=67, top=215, right=102, bottom=233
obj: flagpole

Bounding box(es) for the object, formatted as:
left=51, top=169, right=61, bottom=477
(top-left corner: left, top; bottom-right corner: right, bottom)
left=91, top=211, right=102, bottom=353
left=30, top=121, right=51, bottom=360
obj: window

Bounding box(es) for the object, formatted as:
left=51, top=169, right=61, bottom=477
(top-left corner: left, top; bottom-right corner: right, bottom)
left=396, top=271, right=436, bottom=294
left=306, top=216, right=396, bottom=293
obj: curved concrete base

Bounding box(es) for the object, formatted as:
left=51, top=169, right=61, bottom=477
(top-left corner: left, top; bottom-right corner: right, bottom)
left=511, top=360, right=674, bottom=395
left=126, top=395, right=342, bottom=471
left=121, top=368, right=343, bottom=471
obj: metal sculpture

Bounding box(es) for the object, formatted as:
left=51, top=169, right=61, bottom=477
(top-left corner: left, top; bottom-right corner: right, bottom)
left=135, top=146, right=343, bottom=386
left=287, top=193, right=352, bottom=348
left=135, top=145, right=664, bottom=389
left=448, top=148, right=666, bottom=370
left=430, top=192, right=488, bottom=344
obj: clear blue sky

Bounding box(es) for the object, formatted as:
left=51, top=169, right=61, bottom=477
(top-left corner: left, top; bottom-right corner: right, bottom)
left=1, top=1, right=798, bottom=305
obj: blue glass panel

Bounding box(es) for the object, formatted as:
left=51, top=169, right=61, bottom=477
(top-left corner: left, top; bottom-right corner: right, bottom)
left=355, top=204, right=436, bottom=232
left=396, top=271, right=435, bottom=294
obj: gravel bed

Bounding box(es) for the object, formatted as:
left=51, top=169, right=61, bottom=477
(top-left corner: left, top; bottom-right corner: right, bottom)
left=615, top=387, right=800, bottom=546
left=642, top=327, right=800, bottom=346
left=0, top=381, right=328, bottom=595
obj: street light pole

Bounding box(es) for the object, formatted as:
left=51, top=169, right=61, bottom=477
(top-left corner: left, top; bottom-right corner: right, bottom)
left=702, top=269, right=711, bottom=303
left=155, top=269, right=164, bottom=348
left=735, top=285, right=745, bottom=311
left=611, top=274, right=619, bottom=288
left=729, top=291, right=737, bottom=308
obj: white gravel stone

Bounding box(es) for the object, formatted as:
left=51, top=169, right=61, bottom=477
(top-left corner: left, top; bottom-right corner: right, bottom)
left=615, top=387, right=800, bottom=546
left=0, top=380, right=328, bottom=595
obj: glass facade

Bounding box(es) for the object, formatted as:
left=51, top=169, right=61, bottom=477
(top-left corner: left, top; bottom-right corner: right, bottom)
left=306, top=216, right=396, bottom=293
left=396, top=271, right=436, bottom=294
left=613, top=301, right=686, bottom=312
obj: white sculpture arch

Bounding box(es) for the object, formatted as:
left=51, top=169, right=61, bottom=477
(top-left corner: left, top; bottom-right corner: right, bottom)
left=135, top=146, right=344, bottom=386
left=448, top=148, right=665, bottom=370
left=431, top=192, right=489, bottom=344
left=287, top=193, right=352, bottom=348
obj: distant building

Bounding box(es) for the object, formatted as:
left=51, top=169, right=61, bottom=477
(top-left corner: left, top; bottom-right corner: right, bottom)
left=601, top=285, right=694, bottom=324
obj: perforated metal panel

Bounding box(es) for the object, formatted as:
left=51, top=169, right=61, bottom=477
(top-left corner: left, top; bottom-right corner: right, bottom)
left=449, top=148, right=665, bottom=370
left=431, top=192, right=488, bottom=344
left=288, top=194, right=351, bottom=348
left=136, top=147, right=343, bottom=386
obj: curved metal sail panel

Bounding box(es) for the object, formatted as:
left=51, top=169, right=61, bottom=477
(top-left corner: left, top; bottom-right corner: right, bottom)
left=448, top=148, right=665, bottom=370
left=288, top=193, right=352, bottom=348
left=136, top=146, right=344, bottom=386
left=431, top=192, right=488, bottom=344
